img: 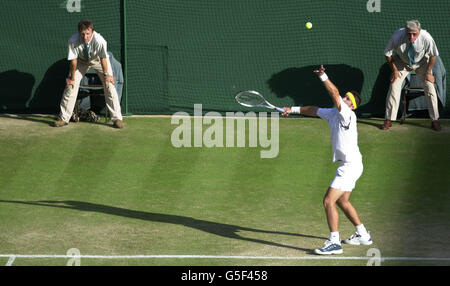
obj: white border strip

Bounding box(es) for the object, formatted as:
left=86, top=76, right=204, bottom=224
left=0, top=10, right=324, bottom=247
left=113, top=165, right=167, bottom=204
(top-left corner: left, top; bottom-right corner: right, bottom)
left=2, top=254, right=450, bottom=261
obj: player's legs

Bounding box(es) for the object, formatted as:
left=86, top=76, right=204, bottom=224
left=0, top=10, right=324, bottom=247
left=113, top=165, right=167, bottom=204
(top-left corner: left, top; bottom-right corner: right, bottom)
left=323, top=187, right=346, bottom=233
left=336, top=184, right=372, bottom=245
left=324, top=161, right=362, bottom=237
left=336, top=192, right=362, bottom=227
left=316, top=161, right=371, bottom=252
left=314, top=187, right=345, bottom=255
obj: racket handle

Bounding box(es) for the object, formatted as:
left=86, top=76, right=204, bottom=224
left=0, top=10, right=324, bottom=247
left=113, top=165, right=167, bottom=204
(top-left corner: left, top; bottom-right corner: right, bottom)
left=275, top=107, right=286, bottom=113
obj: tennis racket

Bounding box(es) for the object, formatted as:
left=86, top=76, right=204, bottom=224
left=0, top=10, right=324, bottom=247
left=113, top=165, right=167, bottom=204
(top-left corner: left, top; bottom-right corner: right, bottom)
left=235, top=90, right=286, bottom=113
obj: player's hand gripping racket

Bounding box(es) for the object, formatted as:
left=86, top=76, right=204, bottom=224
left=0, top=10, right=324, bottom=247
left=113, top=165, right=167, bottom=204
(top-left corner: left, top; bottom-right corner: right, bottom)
left=235, top=90, right=286, bottom=113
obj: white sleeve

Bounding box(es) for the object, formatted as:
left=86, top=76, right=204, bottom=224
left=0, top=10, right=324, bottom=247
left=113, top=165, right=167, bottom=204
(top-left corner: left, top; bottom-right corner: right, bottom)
left=338, top=97, right=352, bottom=125
left=97, top=35, right=108, bottom=59
left=99, top=41, right=108, bottom=59
left=317, top=108, right=334, bottom=123
left=384, top=33, right=396, bottom=57
left=67, top=40, right=77, bottom=60
left=425, top=33, right=439, bottom=57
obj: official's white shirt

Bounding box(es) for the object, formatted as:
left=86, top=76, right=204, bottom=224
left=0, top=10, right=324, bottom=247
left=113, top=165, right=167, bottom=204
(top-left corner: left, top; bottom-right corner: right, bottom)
left=384, top=28, right=439, bottom=65
left=67, top=31, right=108, bottom=61
left=317, top=97, right=362, bottom=163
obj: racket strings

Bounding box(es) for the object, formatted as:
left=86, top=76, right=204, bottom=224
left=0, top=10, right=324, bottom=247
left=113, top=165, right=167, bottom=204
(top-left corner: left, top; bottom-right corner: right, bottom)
left=236, top=91, right=268, bottom=107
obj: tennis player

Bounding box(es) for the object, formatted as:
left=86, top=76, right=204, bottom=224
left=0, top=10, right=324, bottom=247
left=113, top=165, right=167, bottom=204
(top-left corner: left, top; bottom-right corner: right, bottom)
left=282, top=65, right=372, bottom=255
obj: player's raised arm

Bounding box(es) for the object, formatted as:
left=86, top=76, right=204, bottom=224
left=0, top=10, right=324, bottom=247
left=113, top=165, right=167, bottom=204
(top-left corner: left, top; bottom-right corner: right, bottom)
left=313, top=65, right=342, bottom=111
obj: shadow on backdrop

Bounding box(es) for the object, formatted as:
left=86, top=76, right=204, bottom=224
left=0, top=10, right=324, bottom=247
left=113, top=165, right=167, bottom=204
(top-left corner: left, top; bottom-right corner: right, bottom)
left=0, top=70, right=35, bottom=112
left=267, top=64, right=364, bottom=108
left=357, top=63, right=390, bottom=118
left=0, top=200, right=326, bottom=253
left=29, top=59, right=68, bottom=114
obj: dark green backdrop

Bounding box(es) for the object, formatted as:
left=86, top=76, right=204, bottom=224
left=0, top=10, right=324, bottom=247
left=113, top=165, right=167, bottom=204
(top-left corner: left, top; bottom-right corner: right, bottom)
left=1, top=0, right=448, bottom=117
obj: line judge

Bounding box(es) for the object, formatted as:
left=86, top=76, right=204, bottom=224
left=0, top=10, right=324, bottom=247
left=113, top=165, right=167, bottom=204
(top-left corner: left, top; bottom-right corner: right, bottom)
left=54, top=19, right=124, bottom=128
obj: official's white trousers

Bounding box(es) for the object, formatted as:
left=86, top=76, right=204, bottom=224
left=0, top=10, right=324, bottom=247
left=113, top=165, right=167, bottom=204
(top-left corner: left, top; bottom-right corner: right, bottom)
left=59, top=58, right=123, bottom=123
left=385, top=56, right=439, bottom=121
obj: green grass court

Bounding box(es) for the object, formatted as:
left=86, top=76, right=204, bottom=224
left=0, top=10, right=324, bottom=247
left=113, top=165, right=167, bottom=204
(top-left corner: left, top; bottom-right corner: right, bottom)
left=0, top=115, right=449, bottom=266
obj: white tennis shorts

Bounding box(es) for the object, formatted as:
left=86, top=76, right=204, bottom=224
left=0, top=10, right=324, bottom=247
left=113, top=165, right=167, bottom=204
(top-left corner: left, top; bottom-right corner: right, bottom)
left=330, top=161, right=363, bottom=192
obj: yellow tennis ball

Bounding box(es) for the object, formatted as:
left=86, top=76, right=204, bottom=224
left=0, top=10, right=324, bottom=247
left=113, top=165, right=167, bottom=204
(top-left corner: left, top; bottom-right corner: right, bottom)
left=306, top=22, right=313, bottom=29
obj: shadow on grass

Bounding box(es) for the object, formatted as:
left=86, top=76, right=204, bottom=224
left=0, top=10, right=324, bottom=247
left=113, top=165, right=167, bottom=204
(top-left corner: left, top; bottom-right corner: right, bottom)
left=0, top=200, right=325, bottom=253
left=357, top=119, right=384, bottom=129
left=0, top=114, right=56, bottom=126
left=357, top=118, right=435, bottom=130
left=0, top=113, right=115, bottom=129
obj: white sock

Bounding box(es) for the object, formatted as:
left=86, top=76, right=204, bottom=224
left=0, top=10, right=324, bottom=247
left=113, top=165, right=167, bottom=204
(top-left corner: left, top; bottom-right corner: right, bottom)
left=356, top=224, right=368, bottom=237
left=329, top=232, right=340, bottom=244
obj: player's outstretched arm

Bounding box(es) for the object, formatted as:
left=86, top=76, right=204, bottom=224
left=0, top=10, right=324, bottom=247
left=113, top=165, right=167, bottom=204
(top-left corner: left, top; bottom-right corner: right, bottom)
left=313, top=65, right=342, bottom=111
left=282, top=106, right=318, bottom=117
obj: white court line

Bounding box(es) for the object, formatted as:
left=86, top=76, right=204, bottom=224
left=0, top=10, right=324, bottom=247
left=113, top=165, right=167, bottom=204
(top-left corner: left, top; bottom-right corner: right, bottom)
left=1, top=254, right=450, bottom=261
left=5, top=256, right=16, bottom=266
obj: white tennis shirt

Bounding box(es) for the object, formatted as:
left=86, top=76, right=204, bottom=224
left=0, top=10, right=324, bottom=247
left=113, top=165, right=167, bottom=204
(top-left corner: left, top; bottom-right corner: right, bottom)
left=317, top=97, right=362, bottom=163
left=67, top=31, right=108, bottom=61
left=384, top=28, right=439, bottom=65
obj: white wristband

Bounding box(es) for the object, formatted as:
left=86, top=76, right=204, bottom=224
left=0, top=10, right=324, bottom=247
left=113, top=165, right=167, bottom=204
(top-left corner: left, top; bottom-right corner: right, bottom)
left=319, top=73, right=328, bottom=82
left=291, top=106, right=301, bottom=114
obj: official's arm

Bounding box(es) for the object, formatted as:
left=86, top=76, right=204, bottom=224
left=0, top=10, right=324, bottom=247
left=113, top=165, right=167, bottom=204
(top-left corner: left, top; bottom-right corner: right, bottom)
left=66, top=59, right=77, bottom=87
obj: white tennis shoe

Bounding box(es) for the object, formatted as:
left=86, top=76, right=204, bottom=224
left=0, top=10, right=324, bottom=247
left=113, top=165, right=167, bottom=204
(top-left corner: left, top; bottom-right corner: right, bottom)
left=342, top=232, right=373, bottom=245
left=314, top=239, right=343, bottom=255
